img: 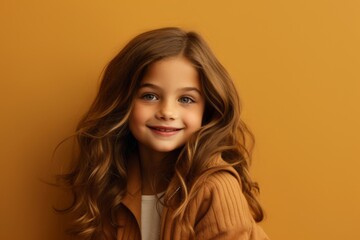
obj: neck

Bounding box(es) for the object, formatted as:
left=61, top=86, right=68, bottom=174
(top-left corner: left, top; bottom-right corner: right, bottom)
left=138, top=147, right=173, bottom=195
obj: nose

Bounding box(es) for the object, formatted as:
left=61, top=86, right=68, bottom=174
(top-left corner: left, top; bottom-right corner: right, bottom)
left=155, top=100, right=176, bottom=120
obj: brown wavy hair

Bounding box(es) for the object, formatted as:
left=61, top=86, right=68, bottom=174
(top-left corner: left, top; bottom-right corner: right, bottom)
left=57, top=27, right=263, bottom=239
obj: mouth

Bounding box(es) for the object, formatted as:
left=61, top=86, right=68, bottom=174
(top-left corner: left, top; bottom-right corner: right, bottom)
left=148, top=126, right=183, bottom=136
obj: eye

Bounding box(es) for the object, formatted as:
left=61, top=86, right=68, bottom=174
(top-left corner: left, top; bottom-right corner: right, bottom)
left=141, top=93, right=158, bottom=101
left=178, top=96, right=195, bottom=104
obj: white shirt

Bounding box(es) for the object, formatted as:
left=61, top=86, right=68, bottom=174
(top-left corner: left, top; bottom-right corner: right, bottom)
left=141, top=194, right=163, bottom=240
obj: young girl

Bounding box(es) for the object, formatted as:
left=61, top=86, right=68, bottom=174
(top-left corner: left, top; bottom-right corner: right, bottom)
left=59, top=27, right=269, bottom=240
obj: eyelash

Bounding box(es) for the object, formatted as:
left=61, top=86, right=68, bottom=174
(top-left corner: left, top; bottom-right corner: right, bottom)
left=140, top=94, right=195, bottom=104
left=178, top=96, right=195, bottom=104
left=141, top=93, right=158, bottom=101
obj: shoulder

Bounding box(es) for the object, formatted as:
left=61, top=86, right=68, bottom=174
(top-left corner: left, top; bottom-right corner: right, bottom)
left=193, top=167, right=243, bottom=204
left=188, top=168, right=270, bottom=239
left=191, top=166, right=254, bottom=223
left=185, top=168, right=251, bottom=238
left=204, top=167, right=242, bottom=191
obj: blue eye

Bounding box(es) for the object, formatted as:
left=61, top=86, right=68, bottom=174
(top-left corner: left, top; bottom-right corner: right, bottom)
left=179, top=96, right=195, bottom=104
left=142, top=94, right=158, bottom=101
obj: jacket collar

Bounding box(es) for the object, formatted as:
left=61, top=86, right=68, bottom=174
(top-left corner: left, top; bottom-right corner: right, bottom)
left=119, top=154, right=240, bottom=236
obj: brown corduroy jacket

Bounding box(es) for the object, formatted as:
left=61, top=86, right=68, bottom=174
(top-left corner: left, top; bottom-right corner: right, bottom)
left=114, top=156, right=269, bottom=240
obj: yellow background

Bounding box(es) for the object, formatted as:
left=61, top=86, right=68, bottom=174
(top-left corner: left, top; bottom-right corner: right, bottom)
left=1, top=0, right=359, bottom=239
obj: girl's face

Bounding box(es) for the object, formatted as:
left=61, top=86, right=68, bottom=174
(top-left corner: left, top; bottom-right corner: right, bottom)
left=129, top=56, right=205, bottom=158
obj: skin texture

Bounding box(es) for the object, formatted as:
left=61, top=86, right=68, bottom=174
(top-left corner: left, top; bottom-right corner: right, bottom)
left=129, top=56, right=205, bottom=194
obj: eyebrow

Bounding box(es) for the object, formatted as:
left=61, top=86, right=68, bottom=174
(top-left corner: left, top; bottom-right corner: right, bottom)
left=139, top=83, right=202, bottom=95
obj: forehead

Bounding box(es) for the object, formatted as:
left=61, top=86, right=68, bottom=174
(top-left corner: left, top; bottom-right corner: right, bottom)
left=141, top=56, right=201, bottom=90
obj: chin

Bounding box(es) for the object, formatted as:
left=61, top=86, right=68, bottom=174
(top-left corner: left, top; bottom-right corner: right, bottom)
left=155, top=147, right=178, bottom=153
left=151, top=144, right=183, bottom=154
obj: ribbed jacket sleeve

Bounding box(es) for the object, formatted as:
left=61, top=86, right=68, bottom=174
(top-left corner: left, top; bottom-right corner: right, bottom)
left=192, top=171, right=269, bottom=240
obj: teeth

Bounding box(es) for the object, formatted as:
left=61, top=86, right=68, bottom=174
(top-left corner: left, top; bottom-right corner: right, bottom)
left=151, top=127, right=179, bottom=132
left=156, top=128, right=176, bottom=132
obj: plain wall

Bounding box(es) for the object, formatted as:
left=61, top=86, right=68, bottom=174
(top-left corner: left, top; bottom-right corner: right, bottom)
left=1, top=0, right=359, bottom=239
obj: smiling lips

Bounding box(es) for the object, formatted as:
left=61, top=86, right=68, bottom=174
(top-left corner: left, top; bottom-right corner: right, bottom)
left=148, top=126, right=182, bottom=136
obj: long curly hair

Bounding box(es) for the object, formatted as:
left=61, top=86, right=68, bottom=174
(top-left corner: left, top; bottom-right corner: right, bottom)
left=57, top=27, right=263, bottom=239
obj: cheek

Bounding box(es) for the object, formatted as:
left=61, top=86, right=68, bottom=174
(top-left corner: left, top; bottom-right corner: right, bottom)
left=129, top=105, right=145, bottom=131
left=184, top=109, right=204, bottom=129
